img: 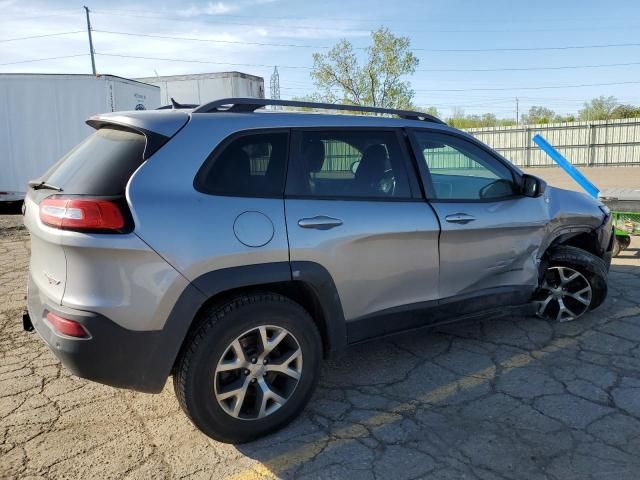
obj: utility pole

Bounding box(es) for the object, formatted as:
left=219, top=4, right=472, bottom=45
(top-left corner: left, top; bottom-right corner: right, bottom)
left=84, top=6, right=96, bottom=75
left=515, top=97, right=519, bottom=126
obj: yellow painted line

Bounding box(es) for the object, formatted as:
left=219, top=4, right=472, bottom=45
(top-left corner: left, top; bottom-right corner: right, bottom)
left=228, top=334, right=583, bottom=480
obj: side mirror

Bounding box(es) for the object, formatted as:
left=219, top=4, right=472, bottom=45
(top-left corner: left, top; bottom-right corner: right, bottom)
left=522, top=174, right=546, bottom=197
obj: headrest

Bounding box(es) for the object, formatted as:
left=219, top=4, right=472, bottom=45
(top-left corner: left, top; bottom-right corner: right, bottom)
left=302, top=140, right=325, bottom=173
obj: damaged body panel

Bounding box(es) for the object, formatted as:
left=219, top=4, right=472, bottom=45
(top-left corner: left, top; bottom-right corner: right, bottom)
left=434, top=186, right=610, bottom=302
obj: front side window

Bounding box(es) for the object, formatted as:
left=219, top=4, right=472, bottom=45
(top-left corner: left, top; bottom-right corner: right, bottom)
left=287, top=130, right=412, bottom=199
left=412, top=131, right=519, bottom=201
left=195, top=131, right=288, bottom=197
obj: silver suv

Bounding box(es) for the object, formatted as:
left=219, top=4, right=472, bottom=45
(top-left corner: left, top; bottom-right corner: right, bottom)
left=23, top=98, right=613, bottom=443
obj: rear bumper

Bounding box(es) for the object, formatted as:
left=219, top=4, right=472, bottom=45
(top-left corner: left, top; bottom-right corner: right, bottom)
left=27, top=274, right=176, bottom=393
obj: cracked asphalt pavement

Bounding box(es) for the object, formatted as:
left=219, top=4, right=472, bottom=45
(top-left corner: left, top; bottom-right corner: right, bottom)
left=1, top=211, right=640, bottom=479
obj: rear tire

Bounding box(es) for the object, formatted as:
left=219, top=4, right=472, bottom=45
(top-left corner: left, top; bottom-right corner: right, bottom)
left=173, top=293, right=322, bottom=444
left=534, top=246, right=608, bottom=322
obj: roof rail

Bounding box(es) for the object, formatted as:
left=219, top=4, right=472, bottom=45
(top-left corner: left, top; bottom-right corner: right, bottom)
left=192, top=97, right=446, bottom=124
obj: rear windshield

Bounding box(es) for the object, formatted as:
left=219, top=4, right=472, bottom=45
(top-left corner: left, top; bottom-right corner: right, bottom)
left=43, top=127, right=146, bottom=195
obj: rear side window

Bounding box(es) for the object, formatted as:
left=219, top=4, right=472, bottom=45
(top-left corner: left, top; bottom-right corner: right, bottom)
left=43, top=127, right=146, bottom=195
left=195, top=131, right=288, bottom=197
left=286, top=130, right=412, bottom=199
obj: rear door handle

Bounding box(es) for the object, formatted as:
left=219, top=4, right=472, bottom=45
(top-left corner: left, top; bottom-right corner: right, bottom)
left=298, top=216, right=343, bottom=230
left=445, top=213, right=476, bottom=224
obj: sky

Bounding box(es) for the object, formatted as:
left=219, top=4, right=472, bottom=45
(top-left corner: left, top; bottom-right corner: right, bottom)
left=2, top=0, right=640, bottom=119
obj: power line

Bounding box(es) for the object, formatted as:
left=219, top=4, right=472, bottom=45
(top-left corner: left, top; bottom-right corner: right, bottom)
left=241, top=59, right=640, bottom=74
left=90, top=29, right=640, bottom=54
left=418, top=61, right=640, bottom=73
left=92, top=52, right=640, bottom=93
left=6, top=30, right=640, bottom=74
left=86, top=8, right=619, bottom=24
left=0, top=54, right=88, bottom=66
left=94, top=52, right=312, bottom=69
left=411, top=80, right=640, bottom=92
left=3, top=9, right=81, bottom=21
left=93, top=30, right=333, bottom=49
left=414, top=42, right=640, bottom=52
left=0, top=31, right=84, bottom=43
left=88, top=9, right=640, bottom=33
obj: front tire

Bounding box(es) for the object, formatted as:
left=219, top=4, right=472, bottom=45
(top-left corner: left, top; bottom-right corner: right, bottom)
left=534, top=246, right=608, bottom=322
left=173, top=293, right=322, bottom=443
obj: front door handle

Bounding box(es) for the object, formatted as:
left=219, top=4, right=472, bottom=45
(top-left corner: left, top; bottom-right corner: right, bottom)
left=445, top=213, right=476, bottom=224
left=298, top=216, right=343, bottom=230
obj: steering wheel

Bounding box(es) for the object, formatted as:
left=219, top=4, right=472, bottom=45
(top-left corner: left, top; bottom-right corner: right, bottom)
left=379, top=169, right=397, bottom=196
left=479, top=179, right=514, bottom=199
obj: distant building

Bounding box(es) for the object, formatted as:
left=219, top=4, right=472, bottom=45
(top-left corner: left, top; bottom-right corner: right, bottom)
left=135, top=71, right=265, bottom=106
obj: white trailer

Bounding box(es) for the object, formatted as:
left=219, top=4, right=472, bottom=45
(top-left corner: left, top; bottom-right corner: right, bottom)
left=0, top=74, right=160, bottom=202
left=135, top=71, right=264, bottom=106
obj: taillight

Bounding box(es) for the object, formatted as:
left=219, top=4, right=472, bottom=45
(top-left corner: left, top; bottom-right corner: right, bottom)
left=46, top=312, right=89, bottom=338
left=39, top=197, right=125, bottom=231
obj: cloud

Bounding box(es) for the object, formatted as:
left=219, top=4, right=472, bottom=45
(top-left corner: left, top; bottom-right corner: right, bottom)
left=177, top=2, right=235, bottom=17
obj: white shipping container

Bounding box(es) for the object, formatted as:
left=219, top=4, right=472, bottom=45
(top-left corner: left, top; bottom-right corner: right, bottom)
left=0, top=74, right=160, bottom=201
left=135, top=71, right=264, bottom=106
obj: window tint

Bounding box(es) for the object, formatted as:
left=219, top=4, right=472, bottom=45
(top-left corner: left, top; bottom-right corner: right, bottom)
left=287, top=130, right=412, bottom=199
left=412, top=131, right=518, bottom=200
left=196, top=131, right=288, bottom=197
left=43, top=127, right=146, bottom=195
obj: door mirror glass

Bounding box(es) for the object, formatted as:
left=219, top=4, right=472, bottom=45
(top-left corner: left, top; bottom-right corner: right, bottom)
left=522, top=174, right=546, bottom=197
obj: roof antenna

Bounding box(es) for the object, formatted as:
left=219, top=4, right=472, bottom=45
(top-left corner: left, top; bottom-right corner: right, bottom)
left=170, top=97, right=185, bottom=110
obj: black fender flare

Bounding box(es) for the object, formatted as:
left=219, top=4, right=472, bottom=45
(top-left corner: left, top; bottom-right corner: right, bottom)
left=149, top=261, right=347, bottom=392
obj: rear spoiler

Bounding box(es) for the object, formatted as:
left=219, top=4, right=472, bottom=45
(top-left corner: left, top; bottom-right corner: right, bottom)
left=87, top=111, right=190, bottom=160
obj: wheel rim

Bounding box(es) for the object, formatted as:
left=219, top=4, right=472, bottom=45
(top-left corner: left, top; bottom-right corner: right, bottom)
left=535, top=266, right=592, bottom=322
left=213, top=325, right=303, bottom=420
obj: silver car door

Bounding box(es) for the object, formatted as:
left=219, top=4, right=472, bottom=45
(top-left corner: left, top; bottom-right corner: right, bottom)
left=284, top=128, right=440, bottom=342
left=408, top=129, right=549, bottom=302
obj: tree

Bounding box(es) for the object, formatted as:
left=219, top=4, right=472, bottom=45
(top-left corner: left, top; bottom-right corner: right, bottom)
left=579, top=96, right=618, bottom=121
left=421, top=106, right=440, bottom=118
left=521, top=106, right=556, bottom=125
left=310, top=27, right=419, bottom=109
left=611, top=104, right=640, bottom=119
left=447, top=107, right=467, bottom=127
left=446, top=109, right=515, bottom=128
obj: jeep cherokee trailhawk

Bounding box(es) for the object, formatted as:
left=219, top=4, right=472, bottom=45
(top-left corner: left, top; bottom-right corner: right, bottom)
left=23, top=98, right=613, bottom=443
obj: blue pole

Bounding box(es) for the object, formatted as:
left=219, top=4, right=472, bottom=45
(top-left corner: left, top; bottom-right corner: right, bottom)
left=532, top=134, right=600, bottom=198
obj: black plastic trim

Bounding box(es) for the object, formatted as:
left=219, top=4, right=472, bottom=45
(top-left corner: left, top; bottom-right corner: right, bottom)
left=192, top=262, right=292, bottom=295
left=347, top=285, right=535, bottom=344
left=192, top=261, right=348, bottom=355
left=290, top=261, right=348, bottom=354
left=27, top=273, right=207, bottom=393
